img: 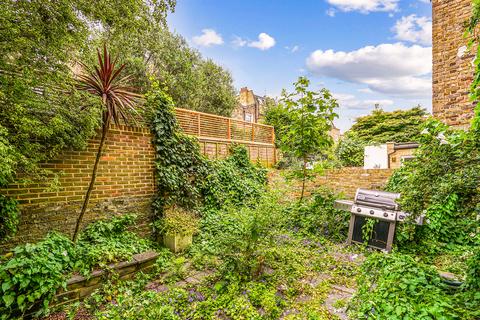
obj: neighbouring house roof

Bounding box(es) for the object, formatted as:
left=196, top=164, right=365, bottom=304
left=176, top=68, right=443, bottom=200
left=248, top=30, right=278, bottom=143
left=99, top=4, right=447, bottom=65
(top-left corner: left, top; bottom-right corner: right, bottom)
left=393, top=142, right=420, bottom=150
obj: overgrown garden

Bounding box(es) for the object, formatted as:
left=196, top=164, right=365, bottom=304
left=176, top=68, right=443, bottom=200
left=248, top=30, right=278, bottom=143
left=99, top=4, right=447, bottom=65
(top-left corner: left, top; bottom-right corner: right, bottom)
left=0, top=1, right=479, bottom=319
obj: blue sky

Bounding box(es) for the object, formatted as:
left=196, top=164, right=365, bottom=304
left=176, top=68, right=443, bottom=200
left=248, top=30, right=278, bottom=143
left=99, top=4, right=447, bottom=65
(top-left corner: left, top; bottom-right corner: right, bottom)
left=167, top=0, right=432, bottom=132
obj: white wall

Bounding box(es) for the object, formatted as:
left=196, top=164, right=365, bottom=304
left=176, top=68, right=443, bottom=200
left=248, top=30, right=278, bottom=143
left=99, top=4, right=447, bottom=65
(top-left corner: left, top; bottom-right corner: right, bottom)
left=364, top=145, right=388, bottom=169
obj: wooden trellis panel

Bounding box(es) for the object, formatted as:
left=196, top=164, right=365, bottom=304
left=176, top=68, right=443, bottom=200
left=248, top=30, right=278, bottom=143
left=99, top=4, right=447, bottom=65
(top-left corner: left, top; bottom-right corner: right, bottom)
left=174, top=108, right=277, bottom=167
left=175, top=108, right=275, bottom=145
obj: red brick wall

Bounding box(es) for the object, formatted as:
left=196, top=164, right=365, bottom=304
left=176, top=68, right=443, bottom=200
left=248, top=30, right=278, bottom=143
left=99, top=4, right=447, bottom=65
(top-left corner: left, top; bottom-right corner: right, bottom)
left=1, top=125, right=156, bottom=251
left=433, top=0, right=476, bottom=128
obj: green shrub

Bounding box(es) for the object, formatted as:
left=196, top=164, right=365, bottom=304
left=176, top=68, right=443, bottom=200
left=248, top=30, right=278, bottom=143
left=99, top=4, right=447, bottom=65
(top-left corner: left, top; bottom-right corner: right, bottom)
left=154, top=207, right=200, bottom=236
left=386, top=120, right=479, bottom=250
left=193, top=193, right=285, bottom=281
left=202, top=145, right=267, bottom=210
left=0, top=214, right=156, bottom=318
left=350, top=253, right=459, bottom=320
left=147, top=82, right=267, bottom=226
left=76, top=214, right=152, bottom=273
left=0, top=233, right=76, bottom=319
left=464, top=248, right=480, bottom=291
left=286, top=189, right=350, bottom=241
left=0, top=195, right=19, bottom=241
left=335, top=133, right=365, bottom=167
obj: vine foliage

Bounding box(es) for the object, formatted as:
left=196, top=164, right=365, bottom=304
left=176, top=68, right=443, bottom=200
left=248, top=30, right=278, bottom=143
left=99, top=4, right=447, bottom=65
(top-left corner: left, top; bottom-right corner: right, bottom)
left=147, top=82, right=267, bottom=231
left=0, top=195, right=19, bottom=241
left=148, top=82, right=209, bottom=214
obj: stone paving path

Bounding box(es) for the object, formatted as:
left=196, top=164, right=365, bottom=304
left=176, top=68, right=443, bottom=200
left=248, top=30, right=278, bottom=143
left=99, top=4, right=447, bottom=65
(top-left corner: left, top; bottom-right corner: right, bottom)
left=324, top=285, right=355, bottom=320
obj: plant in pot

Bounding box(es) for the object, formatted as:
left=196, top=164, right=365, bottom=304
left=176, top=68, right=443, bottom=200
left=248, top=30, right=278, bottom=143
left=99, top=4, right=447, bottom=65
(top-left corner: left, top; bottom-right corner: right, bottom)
left=156, top=207, right=199, bottom=253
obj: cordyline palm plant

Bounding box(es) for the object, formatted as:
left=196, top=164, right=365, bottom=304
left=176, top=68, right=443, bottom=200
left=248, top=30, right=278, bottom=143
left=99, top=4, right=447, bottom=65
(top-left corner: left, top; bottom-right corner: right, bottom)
left=72, top=45, right=141, bottom=242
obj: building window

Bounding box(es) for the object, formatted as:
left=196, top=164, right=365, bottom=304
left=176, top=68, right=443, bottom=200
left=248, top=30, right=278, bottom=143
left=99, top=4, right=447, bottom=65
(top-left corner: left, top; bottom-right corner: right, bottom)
left=245, top=113, right=253, bottom=122
left=401, top=155, right=415, bottom=165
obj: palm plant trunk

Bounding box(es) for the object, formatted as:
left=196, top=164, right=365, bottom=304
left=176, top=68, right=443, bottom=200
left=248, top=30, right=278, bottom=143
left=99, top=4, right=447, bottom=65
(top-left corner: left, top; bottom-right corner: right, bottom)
left=72, top=118, right=110, bottom=242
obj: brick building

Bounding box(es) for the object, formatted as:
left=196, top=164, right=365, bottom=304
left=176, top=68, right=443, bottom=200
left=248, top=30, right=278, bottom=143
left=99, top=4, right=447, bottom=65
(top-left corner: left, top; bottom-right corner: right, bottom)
left=364, top=142, right=419, bottom=170
left=329, top=125, right=342, bottom=143
left=433, top=0, right=476, bottom=128
left=233, top=87, right=266, bottom=123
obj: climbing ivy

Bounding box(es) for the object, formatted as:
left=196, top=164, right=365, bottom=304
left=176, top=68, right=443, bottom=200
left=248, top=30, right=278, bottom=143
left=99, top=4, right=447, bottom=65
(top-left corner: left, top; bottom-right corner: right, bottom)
left=147, top=82, right=267, bottom=229
left=466, top=0, right=480, bottom=133
left=0, top=195, right=19, bottom=241
left=147, top=82, right=210, bottom=215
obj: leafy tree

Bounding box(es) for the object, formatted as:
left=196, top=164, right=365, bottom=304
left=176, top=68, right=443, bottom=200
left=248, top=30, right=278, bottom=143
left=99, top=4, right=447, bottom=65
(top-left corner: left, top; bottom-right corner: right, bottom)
left=348, top=106, right=427, bottom=143
left=191, top=59, right=237, bottom=116
left=336, top=106, right=427, bottom=167
left=0, top=0, right=176, bottom=183
left=0, top=0, right=236, bottom=187
left=334, top=132, right=365, bottom=167
left=85, top=13, right=236, bottom=116
left=0, top=0, right=177, bottom=240
left=263, top=99, right=292, bottom=150
left=73, top=46, right=140, bottom=242
left=0, top=1, right=100, bottom=184
left=137, top=29, right=237, bottom=116
left=280, top=77, right=338, bottom=200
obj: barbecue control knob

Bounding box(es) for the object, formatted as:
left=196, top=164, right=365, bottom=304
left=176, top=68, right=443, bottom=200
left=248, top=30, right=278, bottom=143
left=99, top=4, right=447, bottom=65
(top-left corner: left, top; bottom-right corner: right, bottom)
left=370, top=210, right=375, bottom=215
left=357, top=208, right=362, bottom=213
left=383, top=212, right=389, bottom=218
left=398, top=215, right=405, bottom=220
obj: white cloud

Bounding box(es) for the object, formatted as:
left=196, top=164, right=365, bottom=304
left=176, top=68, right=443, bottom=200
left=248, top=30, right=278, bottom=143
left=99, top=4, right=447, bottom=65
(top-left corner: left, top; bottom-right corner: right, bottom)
left=306, top=43, right=432, bottom=97
left=285, top=45, right=300, bottom=53
left=334, top=93, right=394, bottom=110
left=192, top=29, right=224, bottom=47
left=248, top=33, right=276, bottom=50
left=365, top=76, right=431, bottom=96
left=363, top=99, right=394, bottom=106
left=232, top=35, right=247, bottom=48
left=326, top=8, right=336, bottom=17
left=358, top=88, right=374, bottom=94
left=326, top=0, right=399, bottom=13
left=392, top=15, right=432, bottom=45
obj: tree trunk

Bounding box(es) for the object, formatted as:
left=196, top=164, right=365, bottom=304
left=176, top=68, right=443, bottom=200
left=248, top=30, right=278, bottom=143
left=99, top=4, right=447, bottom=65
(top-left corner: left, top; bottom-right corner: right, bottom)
left=300, top=157, right=307, bottom=202
left=72, top=119, right=110, bottom=242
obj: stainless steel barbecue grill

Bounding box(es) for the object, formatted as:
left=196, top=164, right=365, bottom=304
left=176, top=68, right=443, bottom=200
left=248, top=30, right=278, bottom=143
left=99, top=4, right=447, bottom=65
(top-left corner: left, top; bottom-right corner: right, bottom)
left=335, top=188, right=424, bottom=252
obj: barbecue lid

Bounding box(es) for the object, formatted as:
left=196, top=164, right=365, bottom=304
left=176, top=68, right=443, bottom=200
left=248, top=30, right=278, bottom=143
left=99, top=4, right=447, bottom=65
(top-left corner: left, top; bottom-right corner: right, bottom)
left=354, top=188, right=401, bottom=210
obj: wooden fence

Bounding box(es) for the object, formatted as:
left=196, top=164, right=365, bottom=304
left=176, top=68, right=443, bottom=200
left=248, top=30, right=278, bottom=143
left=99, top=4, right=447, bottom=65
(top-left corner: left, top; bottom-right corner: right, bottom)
left=174, top=108, right=277, bottom=167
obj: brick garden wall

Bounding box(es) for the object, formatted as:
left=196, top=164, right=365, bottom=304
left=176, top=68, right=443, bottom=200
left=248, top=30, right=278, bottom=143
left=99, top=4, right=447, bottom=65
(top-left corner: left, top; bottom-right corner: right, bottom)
left=301, top=168, right=394, bottom=199
left=433, top=0, right=476, bottom=128
left=1, top=123, right=276, bottom=251
left=1, top=125, right=156, bottom=251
